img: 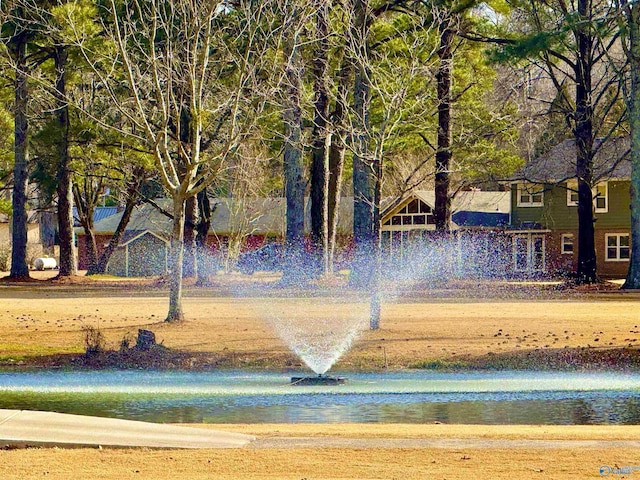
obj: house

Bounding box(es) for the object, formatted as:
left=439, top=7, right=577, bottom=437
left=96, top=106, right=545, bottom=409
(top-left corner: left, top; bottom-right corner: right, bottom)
left=508, top=136, right=630, bottom=277
left=0, top=211, right=43, bottom=270
left=379, top=190, right=512, bottom=277
left=80, top=192, right=509, bottom=277
left=78, top=197, right=353, bottom=275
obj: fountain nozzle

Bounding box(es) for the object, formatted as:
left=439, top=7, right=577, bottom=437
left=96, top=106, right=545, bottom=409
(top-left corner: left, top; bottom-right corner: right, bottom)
left=290, top=374, right=346, bottom=386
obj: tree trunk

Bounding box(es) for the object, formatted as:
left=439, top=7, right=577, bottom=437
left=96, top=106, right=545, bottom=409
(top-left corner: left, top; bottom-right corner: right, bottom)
left=166, top=194, right=186, bottom=322
left=9, top=31, right=30, bottom=279
left=434, top=17, right=454, bottom=233
left=624, top=1, right=640, bottom=289
left=54, top=46, right=77, bottom=277
left=574, top=0, right=598, bottom=284
left=328, top=133, right=345, bottom=270
left=183, top=195, right=197, bottom=278
left=83, top=230, right=97, bottom=270
left=349, top=0, right=380, bottom=329
left=195, top=188, right=213, bottom=286
left=39, top=210, right=56, bottom=255
left=327, top=55, right=354, bottom=271
left=282, top=24, right=306, bottom=284
left=351, top=0, right=376, bottom=289
left=87, top=173, right=142, bottom=275
left=370, top=123, right=383, bottom=330
left=310, top=0, right=330, bottom=276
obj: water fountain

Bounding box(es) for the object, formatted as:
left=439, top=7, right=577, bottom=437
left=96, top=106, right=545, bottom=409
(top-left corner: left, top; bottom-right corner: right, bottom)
left=241, top=236, right=494, bottom=385
left=249, top=295, right=369, bottom=385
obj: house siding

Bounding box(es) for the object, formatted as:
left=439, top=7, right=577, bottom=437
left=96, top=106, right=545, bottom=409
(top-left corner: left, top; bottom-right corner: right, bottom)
left=533, top=228, right=631, bottom=279
left=77, top=234, right=112, bottom=270
left=545, top=186, right=577, bottom=230
left=106, top=233, right=168, bottom=277
left=547, top=231, right=576, bottom=274
left=511, top=180, right=632, bottom=230
left=510, top=187, right=546, bottom=226
left=599, top=181, right=631, bottom=228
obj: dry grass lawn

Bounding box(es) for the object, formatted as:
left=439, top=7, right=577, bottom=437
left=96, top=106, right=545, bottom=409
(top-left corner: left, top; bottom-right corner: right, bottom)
left=1, top=424, right=640, bottom=479
left=0, top=273, right=638, bottom=370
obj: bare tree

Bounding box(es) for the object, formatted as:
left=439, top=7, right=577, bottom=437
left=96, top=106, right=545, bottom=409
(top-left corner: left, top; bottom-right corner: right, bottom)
left=219, top=144, right=275, bottom=273
left=309, top=0, right=331, bottom=275
left=281, top=3, right=307, bottom=284
left=72, top=0, right=280, bottom=320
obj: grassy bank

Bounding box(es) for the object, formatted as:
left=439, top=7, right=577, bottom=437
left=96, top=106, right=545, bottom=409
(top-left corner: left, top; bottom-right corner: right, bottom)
left=0, top=275, right=638, bottom=371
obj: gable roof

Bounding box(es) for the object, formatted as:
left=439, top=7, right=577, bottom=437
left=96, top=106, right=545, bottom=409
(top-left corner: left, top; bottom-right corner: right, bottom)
left=381, top=190, right=510, bottom=229
left=512, top=136, right=630, bottom=184
left=119, top=229, right=169, bottom=247
left=382, top=190, right=510, bottom=216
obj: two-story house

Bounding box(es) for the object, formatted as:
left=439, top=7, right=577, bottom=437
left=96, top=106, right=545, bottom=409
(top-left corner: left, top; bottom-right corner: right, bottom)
left=509, top=136, right=630, bottom=278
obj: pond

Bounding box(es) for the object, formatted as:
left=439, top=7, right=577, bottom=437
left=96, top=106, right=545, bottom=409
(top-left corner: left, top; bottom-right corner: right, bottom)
left=0, top=370, right=639, bottom=425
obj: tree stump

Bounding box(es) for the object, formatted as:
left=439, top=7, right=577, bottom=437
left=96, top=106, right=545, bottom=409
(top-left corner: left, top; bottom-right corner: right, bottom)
left=136, top=329, right=156, bottom=351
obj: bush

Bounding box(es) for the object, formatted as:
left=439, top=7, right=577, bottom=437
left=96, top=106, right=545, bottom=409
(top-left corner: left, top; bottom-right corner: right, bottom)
left=0, top=243, right=9, bottom=271
left=82, top=325, right=105, bottom=356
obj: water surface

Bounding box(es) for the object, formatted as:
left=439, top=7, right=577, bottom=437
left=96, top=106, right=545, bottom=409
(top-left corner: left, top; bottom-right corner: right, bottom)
left=0, top=370, right=638, bottom=425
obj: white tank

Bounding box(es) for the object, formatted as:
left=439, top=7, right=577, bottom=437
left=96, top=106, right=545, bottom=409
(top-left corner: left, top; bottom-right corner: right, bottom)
left=34, top=257, right=58, bottom=270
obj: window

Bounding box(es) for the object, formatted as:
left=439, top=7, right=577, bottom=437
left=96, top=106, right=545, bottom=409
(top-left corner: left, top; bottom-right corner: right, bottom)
left=561, top=234, right=574, bottom=255
left=566, top=180, right=579, bottom=206
left=594, top=182, right=608, bottom=213
left=566, top=180, right=608, bottom=212
left=517, top=184, right=544, bottom=207
left=605, top=234, right=630, bottom=261
left=513, top=233, right=545, bottom=272
left=383, top=199, right=434, bottom=228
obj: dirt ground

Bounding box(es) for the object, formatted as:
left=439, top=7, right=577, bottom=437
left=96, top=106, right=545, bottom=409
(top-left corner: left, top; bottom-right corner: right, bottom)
left=1, top=272, right=640, bottom=479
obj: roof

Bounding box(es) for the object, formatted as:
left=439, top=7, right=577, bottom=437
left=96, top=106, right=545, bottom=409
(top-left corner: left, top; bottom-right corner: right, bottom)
left=452, top=211, right=509, bottom=227
left=381, top=190, right=510, bottom=229
left=73, top=206, right=120, bottom=227
left=85, top=197, right=355, bottom=236
left=0, top=210, right=40, bottom=224
left=382, top=190, right=510, bottom=217
left=511, top=136, right=630, bottom=183
left=119, top=229, right=169, bottom=247
left=86, top=192, right=510, bottom=237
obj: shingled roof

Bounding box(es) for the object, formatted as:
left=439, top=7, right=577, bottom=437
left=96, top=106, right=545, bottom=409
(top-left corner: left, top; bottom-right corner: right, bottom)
left=84, top=191, right=510, bottom=237
left=85, top=197, right=354, bottom=237
left=511, top=136, right=630, bottom=184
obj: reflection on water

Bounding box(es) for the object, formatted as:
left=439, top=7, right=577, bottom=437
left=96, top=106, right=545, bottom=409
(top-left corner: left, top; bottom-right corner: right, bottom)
left=0, top=370, right=639, bottom=425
